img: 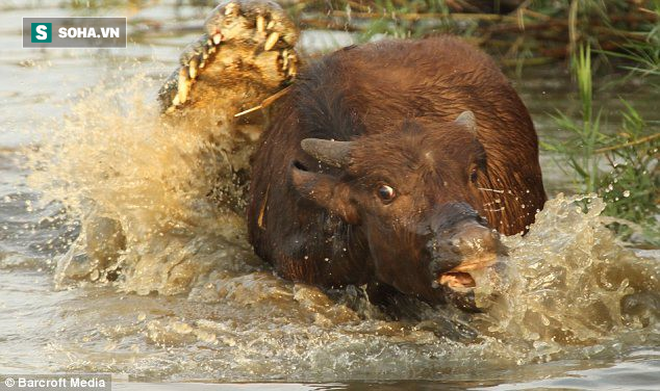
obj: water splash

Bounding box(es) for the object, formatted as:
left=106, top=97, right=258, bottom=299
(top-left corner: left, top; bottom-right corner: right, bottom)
left=472, top=194, right=659, bottom=362
left=26, top=73, right=262, bottom=295
left=24, top=75, right=660, bottom=381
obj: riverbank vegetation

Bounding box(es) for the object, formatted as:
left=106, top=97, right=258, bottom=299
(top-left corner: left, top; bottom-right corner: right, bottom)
left=544, top=44, right=659, bottom=245
left=287, top=0, right=659, bottom=65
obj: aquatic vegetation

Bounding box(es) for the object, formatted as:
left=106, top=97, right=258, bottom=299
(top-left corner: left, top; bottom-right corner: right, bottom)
left=544, top=44, right=660, bottom=245
left=287, top=0, right=660, bottom=65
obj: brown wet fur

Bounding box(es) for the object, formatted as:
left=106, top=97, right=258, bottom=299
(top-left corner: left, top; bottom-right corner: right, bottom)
left=158, top=3, right=545, bottom=309
left=247, top=37, right=546, bottom=303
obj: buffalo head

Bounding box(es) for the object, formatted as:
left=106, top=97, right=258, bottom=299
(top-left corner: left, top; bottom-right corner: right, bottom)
left=290, top=111, right=505, bottom=309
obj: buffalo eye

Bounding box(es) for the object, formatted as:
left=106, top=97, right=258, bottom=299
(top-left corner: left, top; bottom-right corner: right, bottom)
left=470, top=167, right=479, bottom=183
left=377, top=184, right=396, bottom=203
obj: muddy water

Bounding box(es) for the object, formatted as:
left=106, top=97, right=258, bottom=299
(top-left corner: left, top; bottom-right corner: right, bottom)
left=1, top=1, right=659, bottom=390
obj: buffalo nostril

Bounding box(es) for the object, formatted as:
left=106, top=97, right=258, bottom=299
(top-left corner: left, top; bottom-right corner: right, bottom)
left=448, top=238, right=462, bottom=254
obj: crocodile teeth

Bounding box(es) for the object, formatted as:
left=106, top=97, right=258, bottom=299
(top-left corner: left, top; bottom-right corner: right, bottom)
left=208, top=45, right=216, bottom=54
left=264, top=32, right=279, bottom=51
left=256, top=15, right=265, bottom=33
left=207, top=38, right=213, bottom=47
left=267, top=21, right=275, bottom=30
left=288, top=61, right=297, bottom=76
left=189, top=59, right=198, bottom=79
left=178, top=68, right=191, bottom=104
left=282, top=49, right=289, bottom=69
left=225, top=3, right=238, bottom=16
left=212, top=33, right=222, bottom=45
left=172, top=95, right=181, bottom=107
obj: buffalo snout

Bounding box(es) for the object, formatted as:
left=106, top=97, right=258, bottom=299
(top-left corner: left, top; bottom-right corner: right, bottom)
left=427, top=203, right=505, bottom=291
left=447, top=220, right=501, bottom=261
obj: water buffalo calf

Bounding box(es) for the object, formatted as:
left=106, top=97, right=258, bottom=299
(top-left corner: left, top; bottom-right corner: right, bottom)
left=247, top=37, right=546, bottom=307
left=159, top=0, right=546, bottom=309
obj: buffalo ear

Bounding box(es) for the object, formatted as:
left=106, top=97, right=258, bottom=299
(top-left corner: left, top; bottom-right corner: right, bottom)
left=454, top=110, right=477, bottom=135
left=290, top=166, right=360, bottom=225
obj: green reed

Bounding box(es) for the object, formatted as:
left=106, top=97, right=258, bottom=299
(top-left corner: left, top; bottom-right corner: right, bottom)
left=285, top=0, right=659, bottom=65
left=544, top=43, right=660, bottom=245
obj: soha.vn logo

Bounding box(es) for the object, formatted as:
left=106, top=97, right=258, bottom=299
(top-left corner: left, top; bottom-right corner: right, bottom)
left=30, top=22, right=121, bottom=43
left=30, top=23, right=52, bottom=43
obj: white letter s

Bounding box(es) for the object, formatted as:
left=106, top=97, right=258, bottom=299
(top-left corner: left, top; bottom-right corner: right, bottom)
left=35, top=25, right=47, bottom=40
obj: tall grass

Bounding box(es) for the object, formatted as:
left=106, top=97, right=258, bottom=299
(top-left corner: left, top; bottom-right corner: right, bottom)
left=605, top=2, right=660, bottom=80
left=548, top=46, right=602, bottom=194
left=287, top=0, right=659, bottom=65
left=544, top=44, right=660, bottom=245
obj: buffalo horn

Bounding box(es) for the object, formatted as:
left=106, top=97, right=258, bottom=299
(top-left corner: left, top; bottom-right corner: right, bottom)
left=454, top=110, right=477, bottom=135
left=300, top=138, right=353, bottom=168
